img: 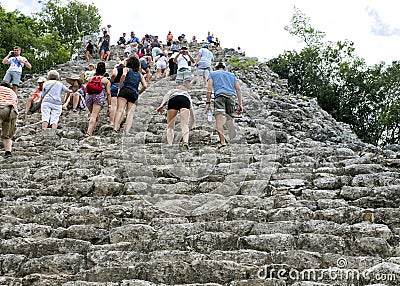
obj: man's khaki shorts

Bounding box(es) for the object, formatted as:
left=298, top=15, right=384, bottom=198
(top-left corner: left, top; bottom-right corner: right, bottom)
left=0, top=105, right=17, bottom=139
left=214, top=93, right=236, bottom=118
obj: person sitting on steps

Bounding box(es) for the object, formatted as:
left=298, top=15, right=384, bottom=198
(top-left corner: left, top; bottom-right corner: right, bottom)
left=25, top=76, right=46, bottom=115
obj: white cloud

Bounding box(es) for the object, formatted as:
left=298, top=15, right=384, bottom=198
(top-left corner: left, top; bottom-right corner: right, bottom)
left=0, top=0, right=41, bottom=15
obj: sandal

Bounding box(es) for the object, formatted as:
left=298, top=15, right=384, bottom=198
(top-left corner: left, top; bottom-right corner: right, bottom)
left=217, top=143, right=227, bottom=149
left=85, top=133, right=91, bottom=137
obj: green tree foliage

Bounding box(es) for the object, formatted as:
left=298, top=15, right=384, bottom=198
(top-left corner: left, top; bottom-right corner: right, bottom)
left=0, top=1, right=100, bottom=77
left=267, top=6, right=400, bottom=146
left=36, top=0, right=101, bottom=56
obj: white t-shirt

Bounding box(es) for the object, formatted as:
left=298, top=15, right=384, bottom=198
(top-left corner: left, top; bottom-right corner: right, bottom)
left=6, top=56, right=28, bottom=73
left=156, top=55, right=167, bottom=69
left=177, top=55, right=191, bottom=69
left=197, top=48, right=213, bottom=69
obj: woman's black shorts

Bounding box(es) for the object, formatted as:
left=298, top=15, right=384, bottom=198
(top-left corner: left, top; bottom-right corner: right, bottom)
left=118, top=87, right=139, bottom=104
left=167, top=95, right=190, bottom=110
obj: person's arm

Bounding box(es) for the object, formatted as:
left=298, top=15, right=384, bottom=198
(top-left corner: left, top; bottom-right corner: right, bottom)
left=23, top=59, right=32, bottom=69
left=156, top=90, right=173, bottom=114
left=139, top=74, right=147, bottom=94
left=2, top=51, right=13, bottom=65
left=62, top=89, right=71, bottom=108
left=118, top=68, right=128, bottom=91
left=194, top=53, right=201, bottom=66
left=98, top=39, right=104, bottom=49
left=234, top=81, right=243, bottom=115
left=173, top=52, right=181, bottom=63
left=105, top=78, right=111, bottom=106
left=205, top=78, right=213, bottom=111
left=189, top=104, right=195, bottom=131
left=110, top=68, right=118, bottom=82
left=188, top=52, right=195, bottom=63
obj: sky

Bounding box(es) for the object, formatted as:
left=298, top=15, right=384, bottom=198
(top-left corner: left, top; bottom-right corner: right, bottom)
left=2, top=0, right=400, bottom=66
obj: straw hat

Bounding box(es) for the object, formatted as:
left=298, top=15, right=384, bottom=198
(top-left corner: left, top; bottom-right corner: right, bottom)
left=66, top=75, right=83, bottom=85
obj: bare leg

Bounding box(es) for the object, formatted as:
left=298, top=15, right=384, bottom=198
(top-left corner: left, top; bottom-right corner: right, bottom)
left=86, top=104, right=102, bottom=135
left=109, top=97, right=118, bottom=125
left=215, top=114, right=226, bottom=145
left=72, top=93, right=80, bottom=109
left=124, top=102, right=136, bottom=133
left=179, top=108, right=190, bottom=144
left=3, top=138, right=12, bottom=152
left=166, top=109, right=178, bottom=145
left=113, top=97, right=127, bottom=131
left=25, top=97, right=33, bottom=114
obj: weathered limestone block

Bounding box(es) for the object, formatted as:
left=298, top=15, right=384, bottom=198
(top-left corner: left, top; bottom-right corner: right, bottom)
left=18, top=253, right=86, bottom=276
left=87, top=250, right=146, bottom=268
left=0, top=254, right=27, bottom=275
left=239, top=234, right=296, bottom=252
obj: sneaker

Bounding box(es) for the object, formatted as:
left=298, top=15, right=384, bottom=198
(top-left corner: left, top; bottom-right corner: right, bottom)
left=180, top=143, right=190, bottom=151
left=225, top=120, right=236, bottom=139
left=3, top=152, right=12, bottom=159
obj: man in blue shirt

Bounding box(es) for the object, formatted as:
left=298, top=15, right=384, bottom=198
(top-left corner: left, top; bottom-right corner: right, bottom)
left=206, top=62, right=243, bottom=148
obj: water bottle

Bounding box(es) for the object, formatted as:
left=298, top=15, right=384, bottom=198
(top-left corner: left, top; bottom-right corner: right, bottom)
left=207, top=110, right=213, bottom=122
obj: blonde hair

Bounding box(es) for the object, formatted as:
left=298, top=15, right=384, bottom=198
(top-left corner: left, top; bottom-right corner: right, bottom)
left=47, top=70, right=59, bottom=80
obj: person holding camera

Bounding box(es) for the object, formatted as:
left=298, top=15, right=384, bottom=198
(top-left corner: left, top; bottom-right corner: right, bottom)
left=2, top=46, right=32, bottom=94
left=173, top=46, right=195, bottom=89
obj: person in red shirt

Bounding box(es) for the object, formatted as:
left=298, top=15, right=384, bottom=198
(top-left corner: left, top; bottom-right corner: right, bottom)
left=25, top=76, right=46, bottom=115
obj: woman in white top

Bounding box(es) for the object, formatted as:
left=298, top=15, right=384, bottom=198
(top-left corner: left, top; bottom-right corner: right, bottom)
left=41, top=70, right=71, bottom=130
left=155, top=51, right=168, bottom=80
left=156, top=85, right=195, bottom=151
left=173, top=46, right=195, bottom=89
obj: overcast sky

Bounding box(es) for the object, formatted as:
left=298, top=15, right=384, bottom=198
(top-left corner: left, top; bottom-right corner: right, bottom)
left=2, top=0, right=400, bottom=65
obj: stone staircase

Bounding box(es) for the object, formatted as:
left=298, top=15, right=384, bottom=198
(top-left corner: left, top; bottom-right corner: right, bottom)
left=0, top=46, right=400, bottom=286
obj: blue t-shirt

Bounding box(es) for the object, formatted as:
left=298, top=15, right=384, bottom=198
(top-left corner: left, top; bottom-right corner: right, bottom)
left=207, top=70, right=237, bottom=97
left=128, top=37, right=140, bottom=44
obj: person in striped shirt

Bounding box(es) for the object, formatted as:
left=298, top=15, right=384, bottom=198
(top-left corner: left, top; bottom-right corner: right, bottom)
left=0, top=81, right=18, bottom=158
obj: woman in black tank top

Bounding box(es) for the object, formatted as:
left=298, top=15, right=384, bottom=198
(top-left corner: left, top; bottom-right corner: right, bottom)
left=109, top=62, right=125, bottom=125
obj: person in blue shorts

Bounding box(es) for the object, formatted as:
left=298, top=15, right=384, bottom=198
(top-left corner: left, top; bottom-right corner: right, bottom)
left=2, top=46, right=32, bottom=94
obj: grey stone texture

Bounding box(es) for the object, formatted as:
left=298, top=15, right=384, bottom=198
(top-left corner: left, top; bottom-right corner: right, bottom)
left=0, top=43, right=399, bottom=286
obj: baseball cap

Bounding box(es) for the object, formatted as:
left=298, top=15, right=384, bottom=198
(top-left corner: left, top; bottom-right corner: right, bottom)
left=215, top=62, right=226, bottom=69
left=203, top=44, right=209, bottom=49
